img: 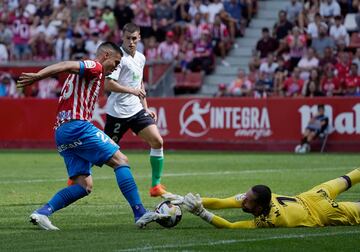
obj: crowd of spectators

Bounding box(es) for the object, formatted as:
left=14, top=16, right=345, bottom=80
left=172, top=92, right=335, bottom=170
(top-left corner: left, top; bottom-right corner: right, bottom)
left=0, top=0, right=258, bottom=98
left=218, top=0, right=360, bottom=98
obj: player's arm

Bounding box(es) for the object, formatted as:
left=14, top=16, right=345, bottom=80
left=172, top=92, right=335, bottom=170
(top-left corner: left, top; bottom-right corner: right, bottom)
left=210, top=215, right=256, bottom=229
left=139, top=81, right=157, bottom=121
left=17, top=61, right=81, bottom=88
left=202, top=195, right=244, bottom=209
left=104, top=78, right=146, bottom=98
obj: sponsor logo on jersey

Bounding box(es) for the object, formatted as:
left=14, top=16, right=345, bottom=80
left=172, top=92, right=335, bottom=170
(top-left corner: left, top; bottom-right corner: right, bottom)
left=179, top=100, right=272, bottom=139
left=84, top=60, right=96, bottom=68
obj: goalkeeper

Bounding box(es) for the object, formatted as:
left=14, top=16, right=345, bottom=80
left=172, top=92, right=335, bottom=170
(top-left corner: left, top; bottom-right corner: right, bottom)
left=170, top=168, right=360, bottom=228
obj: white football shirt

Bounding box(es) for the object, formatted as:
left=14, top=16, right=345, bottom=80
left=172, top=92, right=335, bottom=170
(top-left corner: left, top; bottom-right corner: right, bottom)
left=106, top=47, right=146, bottom=118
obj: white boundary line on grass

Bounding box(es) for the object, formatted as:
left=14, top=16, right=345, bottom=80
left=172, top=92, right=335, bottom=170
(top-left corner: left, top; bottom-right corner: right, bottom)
left=0, top=167, right=350, bottom=184
left=115, top=230, right=360, bottom=252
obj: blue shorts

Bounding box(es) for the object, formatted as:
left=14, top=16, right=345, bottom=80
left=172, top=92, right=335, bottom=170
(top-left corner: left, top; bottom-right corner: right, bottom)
left=55, top=120, right=119, bottom=178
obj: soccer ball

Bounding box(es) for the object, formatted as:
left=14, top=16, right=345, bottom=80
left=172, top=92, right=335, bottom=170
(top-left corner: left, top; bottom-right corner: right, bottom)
left=155, top=201, right=182, bottom=228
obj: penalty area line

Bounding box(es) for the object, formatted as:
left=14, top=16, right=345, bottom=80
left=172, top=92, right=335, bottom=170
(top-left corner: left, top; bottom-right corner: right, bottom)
left=115, top=230, right=360, bottom=252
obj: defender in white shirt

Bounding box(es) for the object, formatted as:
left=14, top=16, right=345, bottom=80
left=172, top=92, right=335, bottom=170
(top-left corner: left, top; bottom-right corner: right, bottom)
left=105, top=23, right=169, bottom=197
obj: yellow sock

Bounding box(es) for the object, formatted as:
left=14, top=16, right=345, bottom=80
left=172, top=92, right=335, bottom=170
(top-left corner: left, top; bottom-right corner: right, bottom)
left=346, top=168, right=360, bottom=185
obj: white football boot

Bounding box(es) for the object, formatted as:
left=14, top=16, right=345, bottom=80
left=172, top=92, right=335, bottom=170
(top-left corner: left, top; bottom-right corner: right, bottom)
left=30, top=212, right=60, bottom=231
left=135, top=211, right=169, bottom=228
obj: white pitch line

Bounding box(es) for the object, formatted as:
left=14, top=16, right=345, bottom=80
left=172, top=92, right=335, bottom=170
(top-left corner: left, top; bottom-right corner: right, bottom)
left=0, top=167, right=351, bottom=185
left=115, top=230, right=360, bottom=252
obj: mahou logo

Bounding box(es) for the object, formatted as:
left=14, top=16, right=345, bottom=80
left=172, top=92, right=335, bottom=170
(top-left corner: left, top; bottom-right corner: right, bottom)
left=298, top=104, right=360, bottom=134
left=179, top=100, right=272, bottom=139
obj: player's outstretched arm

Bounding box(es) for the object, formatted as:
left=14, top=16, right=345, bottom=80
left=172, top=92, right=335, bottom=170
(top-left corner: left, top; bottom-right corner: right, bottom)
left=104, top=78, right=146, bottom=98
left=17, top=61, right=81, bottom=88
left=210, top=216, right=256, bottom=229
left=202, top=196, right=243, bottom=210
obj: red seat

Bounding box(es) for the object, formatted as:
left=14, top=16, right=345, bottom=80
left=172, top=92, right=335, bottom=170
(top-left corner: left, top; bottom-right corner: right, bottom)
left=174, top=72, right=203, bottom=93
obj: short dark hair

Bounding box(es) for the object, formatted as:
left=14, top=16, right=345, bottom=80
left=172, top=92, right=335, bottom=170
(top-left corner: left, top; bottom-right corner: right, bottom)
left=97, top=42, right=123, bottom=56
left=262, top=27, right=269, bottom=33
left=318, top=104, right=325, bottom=110
left=251, top=185, right=272, bottom=215
left=123, top=23, right=140, bottom=33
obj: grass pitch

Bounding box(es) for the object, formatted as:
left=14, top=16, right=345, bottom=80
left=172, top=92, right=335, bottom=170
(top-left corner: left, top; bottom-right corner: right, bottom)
left=0, top=151, right=359, bottom=251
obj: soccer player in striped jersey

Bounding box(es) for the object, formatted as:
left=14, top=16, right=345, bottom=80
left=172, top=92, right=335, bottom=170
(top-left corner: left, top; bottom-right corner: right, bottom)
left=171, top=168, right=360, bottom=228
left=104, top=23, right=169, bottom=197
left=17, top=42, right=168, bottom=230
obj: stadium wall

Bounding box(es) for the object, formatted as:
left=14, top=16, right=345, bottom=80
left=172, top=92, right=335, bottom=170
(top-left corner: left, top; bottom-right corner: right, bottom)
left=0, top=97, right=360, bottom=152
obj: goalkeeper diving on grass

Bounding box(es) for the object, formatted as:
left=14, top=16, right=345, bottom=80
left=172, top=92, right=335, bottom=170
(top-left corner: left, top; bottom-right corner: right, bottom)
left=168, top=168, right=360, bottom=228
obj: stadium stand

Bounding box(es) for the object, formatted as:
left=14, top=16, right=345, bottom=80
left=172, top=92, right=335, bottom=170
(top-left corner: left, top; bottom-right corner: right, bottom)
left=0, top=0, right=359, bottom=98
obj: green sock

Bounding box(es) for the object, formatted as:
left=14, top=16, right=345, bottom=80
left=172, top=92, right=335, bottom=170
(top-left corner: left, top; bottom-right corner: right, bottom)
left=150, top=156, right=164, bottom=187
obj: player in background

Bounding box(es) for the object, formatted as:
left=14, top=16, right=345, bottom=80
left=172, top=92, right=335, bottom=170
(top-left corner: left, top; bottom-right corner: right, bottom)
left=170, top=168, right=360, bottom=228
left=104, top=23, right=169, bottom=197
left=17, top=42, right=167, bottom=230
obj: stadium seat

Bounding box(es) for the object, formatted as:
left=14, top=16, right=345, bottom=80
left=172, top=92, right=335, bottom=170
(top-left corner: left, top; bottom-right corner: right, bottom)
left=174, top=72, right=203, bottom=93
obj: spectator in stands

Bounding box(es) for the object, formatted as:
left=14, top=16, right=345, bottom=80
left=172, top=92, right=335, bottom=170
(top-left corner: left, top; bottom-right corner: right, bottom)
left=73, top=15, right=90, bottom=37
left=145, top=36, right=159, bottom=61
left=284, top=0, right=304, bottom=24
left=356, top=5, right=360, bottom=31
left=306, top=12, right=328, bottom=39
left=157, top=30, right=179, bottom=61
left=88, top=8, right=110, bottom=39
left=0, top=39, right=8, bottom=62
left=55, top=27, right=71, bottom=61
left=50, top=0, right=71, bottom=27
left=113, top=0, right=134, bottom=30
left=329, top=15, right=349, bottom=47
left=102, top=6, right=117, bottom=31
left=319, top=0, right=341, bottom=20
left=35, top=14, right=58, bottom=41
left=31, top=31, right=54, bottom=60
left=0, top=20, right=13, bottom=48
left=319, top=46, right=337, bottom=67
left=344, top=63, right=360, bottom=96
left=35, top=0, right=53, bottom=19
left=153, top=0, right=175, bottom=42
left=320, top=63, right=342, bottom=96
left=214, top=83, right=228, bottom=97
left=70, top=0, right=89, bottom=25
left=311, top=24, right=336, bottom=58
left=273, top=10, right=293, bottom=40
left=131, top=0, right=154, bottom=45
left=85, top=32, right=103, bottom=59
left=302, top=69, right=324, bottom=97
left=295, top=104, right=329, bottom=153
left=207, top=0, right=224, bottom=24
left=179, top=41, right=195, bottom=72
left=211, top=14, right=231, bottom=66
left=254, top=71, right=272, bottom=98
left=187, top=31, right=214, bottom=74
left=227, top=68, right=253, bottom=97
left=186, top=12, right=208, bottom=43
left=282, top=67, right=304, bottom=97
left=255, top=27, right=279, bottom=59
left=0, top=73, right=22, bottom=98
left=259, top=53, right=279, bottom=88
left=37, top=77, right=60, bottom=99
left=353, top=48, right=360, bottom=74
left=334, top=51, right=351, bottom=84
left=297, top=47, right=319, bottom=80
left=273, top=57, right=289, bottom=95
left=189, top=0, right=209, bottom=22
left=11, top=6, right=32, bottom=60
left=286, top=26, right=307, bottom=70
left=174, top=0, right=191, bottom=25
left=70, top=32, right=87, bottom=60
left=223, top=0, right=246, bottom=37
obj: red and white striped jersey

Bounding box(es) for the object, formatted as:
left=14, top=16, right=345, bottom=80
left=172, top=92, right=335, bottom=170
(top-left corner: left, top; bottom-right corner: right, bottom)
left=55, top=60, right=104, bottom=127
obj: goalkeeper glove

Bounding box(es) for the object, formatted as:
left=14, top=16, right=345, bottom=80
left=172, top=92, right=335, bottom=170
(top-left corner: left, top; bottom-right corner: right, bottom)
left=182, top=193, right=214, bottom=222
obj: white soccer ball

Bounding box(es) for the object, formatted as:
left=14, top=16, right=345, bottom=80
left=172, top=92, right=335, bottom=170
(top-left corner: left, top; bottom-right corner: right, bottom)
left=294, top=144, right=302, bottom=153
left=155, top=201, right=182, bottom=228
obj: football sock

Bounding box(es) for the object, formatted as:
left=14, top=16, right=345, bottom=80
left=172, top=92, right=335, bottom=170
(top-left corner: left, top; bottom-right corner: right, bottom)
left=114, top=165, right=146, bottom=220
left=150, top=148, right=164, bottom=187
left=45, top=184, right=88, bottom=215
left=345, top=168, right=360, bottom=186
